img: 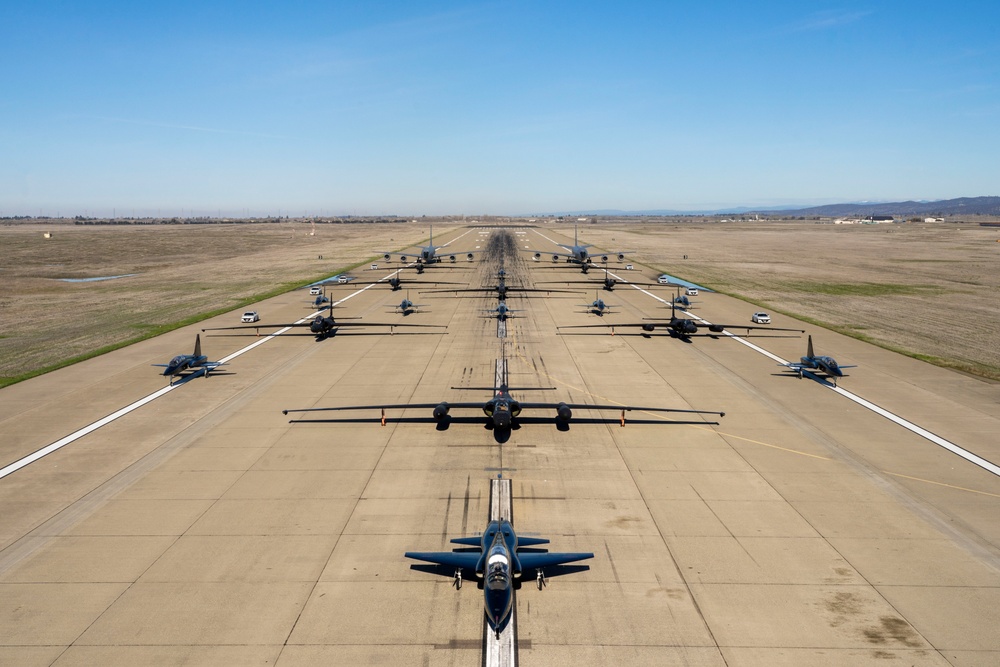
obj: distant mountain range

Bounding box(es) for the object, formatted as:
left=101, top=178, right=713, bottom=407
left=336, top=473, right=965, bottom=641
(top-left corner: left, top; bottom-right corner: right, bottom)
left=758, top=196, right=1000, bottom=217
left=546, top=196, right=1000, bottom=218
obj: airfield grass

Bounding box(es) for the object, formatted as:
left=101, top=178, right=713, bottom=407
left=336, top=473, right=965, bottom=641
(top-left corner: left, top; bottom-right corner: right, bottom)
left=569, top=220, right=1000, bottom=382
left=2, top=219, right=999, bottom=385
left=0, top=221, right=421, bottom=387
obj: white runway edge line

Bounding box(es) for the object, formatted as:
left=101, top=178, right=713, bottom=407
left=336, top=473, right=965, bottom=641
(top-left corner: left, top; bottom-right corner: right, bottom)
left=0, top=258, right=432, bottom=481
left=542, top=242, right=1000, bottom=479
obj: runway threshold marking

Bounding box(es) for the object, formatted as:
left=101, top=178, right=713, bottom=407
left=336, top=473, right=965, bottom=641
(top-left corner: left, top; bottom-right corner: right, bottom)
left=0, top=263, right=419, bottom=481
left=572, top=259, right=1000, bottom=480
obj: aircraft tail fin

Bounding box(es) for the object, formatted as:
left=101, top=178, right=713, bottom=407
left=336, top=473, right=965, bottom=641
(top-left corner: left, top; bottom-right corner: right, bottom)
left=193, top=334, right=202, bottom=358
left=806, top=335, right=814, bottom=359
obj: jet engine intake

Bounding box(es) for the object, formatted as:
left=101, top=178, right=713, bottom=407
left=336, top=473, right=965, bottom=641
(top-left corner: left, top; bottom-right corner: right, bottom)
left=556, top=402, right=572, bottom=421
left=466, top=253, right=474, bottom=261
left=600, top=254, right=609, bottom=263
left=399, top=255, right=408, bottom=263
left=383, top=253, right=391, bottom=261
left=448, top=254, right=456, bottom=262
left=616, top=253, right=625, bottom=261
left=433, top=402, right=450, bottom=420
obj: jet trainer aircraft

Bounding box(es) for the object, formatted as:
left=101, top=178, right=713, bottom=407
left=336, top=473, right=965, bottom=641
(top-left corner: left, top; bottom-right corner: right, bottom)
left=152, top=334, right=225, bottom=384
left=483, top=301, right=521, bottom=321
left=282, top=381, right=724, bottom=437
left=780, top=335, right=857, bottom=385
left=559, top=301, right=803, bottom=339
left=579, top=292, right=615, bottom=316
left=391, top=291, right=427, bottom=315
left=202, top=303, right=443, bottom=339
left=405, top=519, right=594, bottom=638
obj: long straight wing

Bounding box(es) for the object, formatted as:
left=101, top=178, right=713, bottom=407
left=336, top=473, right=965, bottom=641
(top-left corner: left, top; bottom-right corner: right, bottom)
left=558, top=322, right=803, bottom=333
left=203, top=321, right=443, bottom=332
left=517, top=552, right=594, bottom=571
left=518, top=403, right=725, bottom=417
left=283, top=402, right=487, bottom=415
left=405, top=551, right=482, bottom=570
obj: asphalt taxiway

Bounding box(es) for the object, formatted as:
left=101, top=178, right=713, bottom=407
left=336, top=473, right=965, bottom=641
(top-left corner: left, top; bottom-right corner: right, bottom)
left=1, top=225, right=998, bottom=666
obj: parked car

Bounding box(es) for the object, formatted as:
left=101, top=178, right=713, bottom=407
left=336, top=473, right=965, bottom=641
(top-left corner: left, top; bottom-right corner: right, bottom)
left=241, top=311, right=260, bottom=323
left=685, top=287, right=699, bottom=296
left=309, top=286, right=322, bottom=295
left=657, top=275, right=671, bottom=284
left=751, top=312, right=771, bottom=324
left=625, top=264, right=634, bottom=270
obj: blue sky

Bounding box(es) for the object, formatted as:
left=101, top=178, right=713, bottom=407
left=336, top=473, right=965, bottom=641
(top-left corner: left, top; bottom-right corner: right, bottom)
left=3, top=1, right=998, bottom=216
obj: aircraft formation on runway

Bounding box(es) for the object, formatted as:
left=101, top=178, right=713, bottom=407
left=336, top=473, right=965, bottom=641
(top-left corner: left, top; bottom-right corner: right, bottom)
left=157, top=225, right=855, bottom=640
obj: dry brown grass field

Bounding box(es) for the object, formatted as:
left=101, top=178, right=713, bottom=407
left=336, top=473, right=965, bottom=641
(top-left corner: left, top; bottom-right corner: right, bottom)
left=584, top=220, right=1000, bottom=380
left=2, top=218, right=999, bottom=384
left=0, top=221, right=418, bottom=384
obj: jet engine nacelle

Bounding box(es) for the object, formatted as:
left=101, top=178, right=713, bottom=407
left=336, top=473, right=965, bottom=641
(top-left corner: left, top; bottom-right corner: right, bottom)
left=533, top=252, right=541, bottom=260
left=399, top=255, right=408, bottom=263
left=600, top=254, right=609, bottom=263
left=707, top=324, right=725, bottom=333
left=383, top=253, right=392, bottom=261
left=466, top=253, right=474, bottom=261
left=642, top=323, right=656, bottom=332
left=433, top=402, right=450, bottom=420
left=616, top=253, right=625, bottom=261
left=552, top=254, right=560, bottom=262
left=448, top=254, right=457, bottom=262
left=556, top=402, right=572, bottom=421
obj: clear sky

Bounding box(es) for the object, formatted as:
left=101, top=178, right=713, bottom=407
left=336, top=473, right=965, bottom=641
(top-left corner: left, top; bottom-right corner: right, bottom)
left=3, top=1, right=998, bottom=216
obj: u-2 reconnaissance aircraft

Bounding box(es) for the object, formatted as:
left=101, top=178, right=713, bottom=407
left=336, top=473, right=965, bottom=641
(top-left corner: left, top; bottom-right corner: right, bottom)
left=152, top=334, right=225, bottom=384
left=282, top=381, right=724, bottom=436
left=781, top=335, right=857, bottom=385
left=202, top=303, right=443, bottom=339
left=405, top=519, right=593, bottom=638
left=559, top=301, right=803, bottom=339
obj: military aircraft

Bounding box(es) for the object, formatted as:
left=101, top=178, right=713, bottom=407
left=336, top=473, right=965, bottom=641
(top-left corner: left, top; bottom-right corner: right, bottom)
left=152, top=334, right=225, bottom=384
left=308, top=288, right=331, bottom=309
left=423, top=274, right=580, bottom=301
left=380, top=226, right=477, bottom=265
left=559, top=301, right=803, bottom=339
left=484, top=301, right=521, bottom=321
left=391, top=291, right=426, bottom=315
left=780, top=335, right=857, bottom=385
left=202, top=303, right=443, bottom=339
left=353, top=267, right=463, bottom=291
left=282, top=381, right=725, bottom=436
left=526, top=226, right=628, bottom=269
left=405, top=518, right=593, bottom=638
left=538, top=267, right=660, bottom=292
left=579, top=292, right=615, bottom=316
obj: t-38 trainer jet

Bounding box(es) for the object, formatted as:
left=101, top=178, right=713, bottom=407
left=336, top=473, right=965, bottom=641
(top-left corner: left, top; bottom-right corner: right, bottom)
left=152, top=334, right=225, bottom=384
left=405, top=518, right=593, bottom=638
left=780, top=335, right=857, bottom=385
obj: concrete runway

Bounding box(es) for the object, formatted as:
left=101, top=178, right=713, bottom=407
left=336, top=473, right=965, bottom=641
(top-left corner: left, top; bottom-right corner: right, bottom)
left=1, top=225, right=998, bottom=666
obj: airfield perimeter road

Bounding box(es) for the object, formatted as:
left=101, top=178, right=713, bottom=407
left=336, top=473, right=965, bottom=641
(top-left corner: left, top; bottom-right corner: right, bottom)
left=0, top=225, right=998, bottom=666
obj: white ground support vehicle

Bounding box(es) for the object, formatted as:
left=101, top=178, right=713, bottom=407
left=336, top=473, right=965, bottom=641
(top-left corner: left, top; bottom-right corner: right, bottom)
left=241, top=311, right=260, bottom=323
left=751, top=312, right=771, bottom=324
left=685, top=287, right=699, bottom=296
